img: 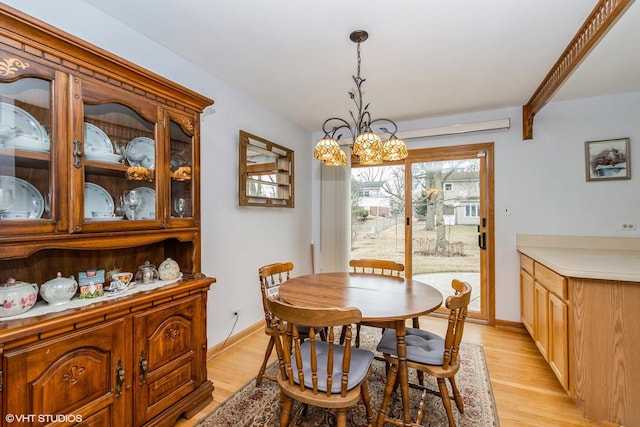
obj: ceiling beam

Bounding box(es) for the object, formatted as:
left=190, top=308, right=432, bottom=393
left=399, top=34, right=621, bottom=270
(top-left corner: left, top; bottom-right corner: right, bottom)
left=522, top=0, right=635, bottom=140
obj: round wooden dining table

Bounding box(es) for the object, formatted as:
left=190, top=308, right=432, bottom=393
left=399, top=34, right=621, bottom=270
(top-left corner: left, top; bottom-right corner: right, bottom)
left=280, top=272, right=443, bottom=427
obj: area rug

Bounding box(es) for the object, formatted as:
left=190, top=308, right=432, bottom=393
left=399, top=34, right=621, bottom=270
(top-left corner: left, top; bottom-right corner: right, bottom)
left=196, top=327, right=499, bottom=426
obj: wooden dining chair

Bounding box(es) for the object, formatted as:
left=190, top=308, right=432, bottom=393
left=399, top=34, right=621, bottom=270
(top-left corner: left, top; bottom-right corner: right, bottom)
left=256, top=261, right=296, bottom=386
left=375, top=279, right=472, bottom=427
left=266, top=297, right=375, bottom=427
left=349, top=258, right=405, bottom=276
left=348, top=259, right=418, bottom=347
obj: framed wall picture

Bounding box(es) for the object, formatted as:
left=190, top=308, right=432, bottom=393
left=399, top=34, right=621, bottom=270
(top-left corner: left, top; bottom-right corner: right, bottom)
left=585, top=137, right=630, bottom=181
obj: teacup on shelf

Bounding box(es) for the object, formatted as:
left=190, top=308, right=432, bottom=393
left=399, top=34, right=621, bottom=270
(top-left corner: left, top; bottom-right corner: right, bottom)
left=112, top=272, right=133, bottom=287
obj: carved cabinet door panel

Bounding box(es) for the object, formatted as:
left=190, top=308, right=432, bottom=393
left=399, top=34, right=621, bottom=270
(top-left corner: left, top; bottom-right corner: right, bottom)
left=3, top=319, right=127, bottom=427
left=132, top=295, right=202, bottom=426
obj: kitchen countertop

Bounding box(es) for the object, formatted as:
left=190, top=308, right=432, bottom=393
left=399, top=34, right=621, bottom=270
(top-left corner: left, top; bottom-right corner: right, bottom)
left=517, top=234, right=640, bottom=282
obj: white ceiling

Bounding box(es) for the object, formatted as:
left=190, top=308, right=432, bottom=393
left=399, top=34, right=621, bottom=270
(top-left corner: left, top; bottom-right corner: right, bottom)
left=82, top=0, right=640, bottom=133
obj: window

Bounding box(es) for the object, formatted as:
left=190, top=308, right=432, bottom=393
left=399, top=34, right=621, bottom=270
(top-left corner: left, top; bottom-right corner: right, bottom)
left=444, top=183, right=452, bottom=191
left=465, top=203, right=480, bottom=217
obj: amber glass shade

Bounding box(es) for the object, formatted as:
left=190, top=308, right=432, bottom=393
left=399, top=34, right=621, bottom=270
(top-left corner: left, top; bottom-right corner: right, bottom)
left=382, top=136, right=408, bottom=161
left=353, top=131, right=382, bottom=157
left=324, top=147, right=347, bottom=166
left=314, top=136, right=341, bottom=161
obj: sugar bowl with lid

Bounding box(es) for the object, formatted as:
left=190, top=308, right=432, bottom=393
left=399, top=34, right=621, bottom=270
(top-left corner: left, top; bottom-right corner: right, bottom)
left=0, top=278, right=38, bottom=317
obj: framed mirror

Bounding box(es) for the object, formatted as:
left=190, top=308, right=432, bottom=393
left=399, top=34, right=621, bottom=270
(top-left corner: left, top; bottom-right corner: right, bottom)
left=239, top=130, right=294, bottom=207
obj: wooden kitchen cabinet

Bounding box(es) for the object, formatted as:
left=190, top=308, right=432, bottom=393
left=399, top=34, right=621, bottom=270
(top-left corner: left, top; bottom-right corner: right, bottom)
left=519, top=259, right=535, bottom=336
left=519, top=236, right=640, bottom=426
left=519, top=254, right=569, bottom=391
left=0, top=4, right=214, bottom=426
left=548, top=291, right=568, bottom=390
left=533, top=281, right=549, bottom=360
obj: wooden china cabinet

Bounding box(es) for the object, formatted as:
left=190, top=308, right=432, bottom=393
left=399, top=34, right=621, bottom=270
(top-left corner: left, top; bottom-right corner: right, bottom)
left=0, top=4, right=214, bottom=427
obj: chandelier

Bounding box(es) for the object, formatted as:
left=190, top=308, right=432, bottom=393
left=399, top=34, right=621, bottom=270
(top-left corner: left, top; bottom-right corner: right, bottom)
left=314, top=30, right=407, bottom=166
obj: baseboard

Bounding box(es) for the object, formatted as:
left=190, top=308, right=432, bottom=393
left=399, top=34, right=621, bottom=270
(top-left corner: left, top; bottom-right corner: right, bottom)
left=207, top=320, right=263, bottom=358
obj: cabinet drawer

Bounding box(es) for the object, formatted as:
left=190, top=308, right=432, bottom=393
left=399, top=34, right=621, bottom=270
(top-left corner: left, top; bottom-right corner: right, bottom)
left=520, top=253, right=534, bottom=275
left=534, top=262, right=567, bottom=300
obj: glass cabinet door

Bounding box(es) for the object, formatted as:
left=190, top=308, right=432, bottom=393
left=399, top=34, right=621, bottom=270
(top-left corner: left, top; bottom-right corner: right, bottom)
left=71, top=77, right=161, bottom=232
left=80, top=102, right=158, bottom=228
left=0, top=74, right=54, bottom=233
left=167, top=111, right=197, bottom=226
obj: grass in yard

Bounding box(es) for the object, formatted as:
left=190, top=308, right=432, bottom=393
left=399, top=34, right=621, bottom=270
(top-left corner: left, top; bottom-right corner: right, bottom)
left=351, top=215, right=480, bottom=274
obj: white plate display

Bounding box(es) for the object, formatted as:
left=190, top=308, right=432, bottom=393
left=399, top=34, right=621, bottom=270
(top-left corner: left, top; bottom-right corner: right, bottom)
left=84, top=182, right=114, bottom=219
left=84, top=152, right=123, bottom=164
left=125, top=137, right=155, bottom=168
left=0, top=102, right=49, bottom=145
left=0, top=175, right=44, bottom=219
left=84, top=122, right=113, bottom=154
left=124, top=187, right=155, bottom=220
left=3, top=134, right=50, bottom=153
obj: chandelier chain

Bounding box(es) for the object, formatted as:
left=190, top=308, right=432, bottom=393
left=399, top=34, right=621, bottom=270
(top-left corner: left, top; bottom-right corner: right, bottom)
left=356, top=41, right=361, bottom=79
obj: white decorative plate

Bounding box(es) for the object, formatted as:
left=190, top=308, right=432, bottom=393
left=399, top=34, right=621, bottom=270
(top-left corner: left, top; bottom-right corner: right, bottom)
left=3, top=134, right=50, bottom=153
left=84, top=182, right=114, bottom=219
left=0, top=102, right=49, bottom=145
left=0, top=175, right=44, bottom=219
left=124, top=186, right=155, bottom=220
left=84, top=152, right=123, bottom=164
left=125, top=137, right=155, bottom=168
left=84, top=122, right=113, bottom=154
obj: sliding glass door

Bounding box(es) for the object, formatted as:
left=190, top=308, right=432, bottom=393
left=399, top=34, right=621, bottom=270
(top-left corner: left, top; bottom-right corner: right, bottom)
left=350, top=143, right=494, bottom=322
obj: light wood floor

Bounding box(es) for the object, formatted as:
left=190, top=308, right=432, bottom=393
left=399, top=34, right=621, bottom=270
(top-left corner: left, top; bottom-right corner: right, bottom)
left=174, top=316, right=610, bottom=426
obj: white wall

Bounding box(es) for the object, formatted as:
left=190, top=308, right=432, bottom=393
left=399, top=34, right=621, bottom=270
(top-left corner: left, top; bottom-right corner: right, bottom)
left=3, top=1, right=314, bottom=347
left=312, top=93, right=639, bottom=322
left=5, top=1, right=640, bottom=341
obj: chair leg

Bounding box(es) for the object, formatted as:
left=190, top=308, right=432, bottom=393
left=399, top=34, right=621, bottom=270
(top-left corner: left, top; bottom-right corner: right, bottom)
left=376, top=362, right=398, bottom=427
left=279, top=395, right=293, bottom=427
left=335, top=408, right=347, bottom=427
left=448, top=376, right=464, bottom=413
left=412, top=317, right=420, bottom=329
left=437, top=377, right=456, bottom=427
left=360, top=376, right=374, bottom=426
left=416, top=388, right=429, bottom=425
left=356, top=323, right=361, bottom=348
left=256, top=335, right=275, bottom=386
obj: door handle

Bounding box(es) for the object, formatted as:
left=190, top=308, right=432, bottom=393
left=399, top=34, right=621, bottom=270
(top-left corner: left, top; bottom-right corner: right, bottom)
left=72, top=139, right=82, bottom=168
left=115, top=358, right=125, bottom=398
left=478, top=232, right=486, bottom=250
left=477, top=224, right=486, bottom=250
left=139, top=350, right=148, bottom=385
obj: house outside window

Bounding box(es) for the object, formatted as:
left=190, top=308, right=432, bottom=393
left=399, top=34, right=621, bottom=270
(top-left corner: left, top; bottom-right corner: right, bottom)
left=465, top=203, right=480, bottom=217
left=444, top=183, right=452, bottom=191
